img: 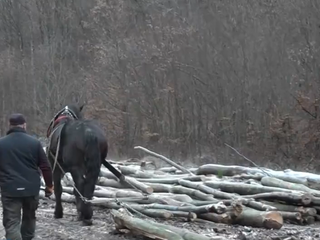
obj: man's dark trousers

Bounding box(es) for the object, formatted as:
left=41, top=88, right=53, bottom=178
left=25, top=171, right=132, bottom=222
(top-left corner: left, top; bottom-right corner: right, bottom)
left=1, top=194, right=39, bottom=240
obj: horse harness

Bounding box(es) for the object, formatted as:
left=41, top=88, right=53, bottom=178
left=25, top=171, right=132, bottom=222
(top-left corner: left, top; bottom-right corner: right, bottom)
left=46, top=107, right=91, bottom=203
left=45, top=106, right=150, bottom=206
left=46, top=106, right=79, bottom=171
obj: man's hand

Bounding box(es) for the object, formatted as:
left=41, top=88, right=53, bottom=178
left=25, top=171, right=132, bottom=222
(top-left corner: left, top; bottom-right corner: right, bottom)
left=45, top=186, right=54, bottom=197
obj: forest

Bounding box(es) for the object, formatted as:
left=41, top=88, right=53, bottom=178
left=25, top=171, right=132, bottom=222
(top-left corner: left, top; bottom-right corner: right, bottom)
left=0, top=0, right=319, bottom=170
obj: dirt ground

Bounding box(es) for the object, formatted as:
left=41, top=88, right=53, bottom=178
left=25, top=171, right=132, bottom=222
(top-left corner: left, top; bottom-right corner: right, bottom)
left=1, top=199, right=319, bottom=240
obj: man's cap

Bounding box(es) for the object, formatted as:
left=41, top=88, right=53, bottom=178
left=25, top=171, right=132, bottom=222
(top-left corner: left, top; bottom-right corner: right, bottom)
left=9, top=113, right=26, bottom=126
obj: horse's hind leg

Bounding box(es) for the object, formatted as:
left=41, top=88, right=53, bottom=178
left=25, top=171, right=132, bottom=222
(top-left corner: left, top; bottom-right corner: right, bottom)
left=53, top=170, right=63, bottom=219
left=70, top=169, right=84, bottom=221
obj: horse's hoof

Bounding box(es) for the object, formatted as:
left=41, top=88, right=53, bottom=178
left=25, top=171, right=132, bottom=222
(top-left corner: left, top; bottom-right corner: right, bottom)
left=54, top=212, right=63, bottom=219
left=82, top=219, right=93, bottom=226
left=77, top=214, right=83, bottom=221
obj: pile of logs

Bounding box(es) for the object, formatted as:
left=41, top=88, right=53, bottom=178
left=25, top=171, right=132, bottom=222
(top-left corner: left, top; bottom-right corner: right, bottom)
left=39, top=146, right=320, bottom=240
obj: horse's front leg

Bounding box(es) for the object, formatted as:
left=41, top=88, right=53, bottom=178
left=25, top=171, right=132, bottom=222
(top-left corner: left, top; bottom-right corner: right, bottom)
left=53, top=170, right=63, bottom=219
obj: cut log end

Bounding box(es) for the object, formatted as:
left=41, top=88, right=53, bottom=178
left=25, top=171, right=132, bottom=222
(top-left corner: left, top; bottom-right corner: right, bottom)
left=263, top=211, right=284, bottom=229
left=301, top=194, right=313, bottom=205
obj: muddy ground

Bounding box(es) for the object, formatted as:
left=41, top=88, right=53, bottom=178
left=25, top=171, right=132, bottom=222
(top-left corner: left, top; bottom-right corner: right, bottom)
left=0, top=199, right=319, bottom=240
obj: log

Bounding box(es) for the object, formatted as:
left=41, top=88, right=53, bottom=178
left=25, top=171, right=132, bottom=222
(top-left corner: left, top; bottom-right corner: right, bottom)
left=98, top=177, right=170, bottom=193
left=117, top=165, right=140, bottom=175
left=260, top=176, right=320, bottom=197
left=232, top=173, right=264, bottom=181
left=111, top=208, right=225, bottom=240
left=303, top=216, right=315, bottom=225
left=152, top=193, right=194, bottom=203
left=122, top=176, right=154, bottom=194
left=191, top=198, right=276, bottom=211
left=197, top=164, right=320, bottom=185
left=97, top=177, right=154, bottom=194
left=171, top=211, right=197, bottom=221
left=278, top=211, right=302, bottom=224
left=91, top=200, right=173, bottom=219
left=191, top=200, right=234, bottom=206
left=97, top=201, right=226, bottom=214
left=175, top=168, right=198, bottom=175
left=136, top=175, right=205, bottom=184
left=134, top=146, right=194, bottom=175
left=233, top=207, right=283, bottom=229
left=100, top=168, right=120, bottom=179
left=146, top=195, right=193, bottom=206
left=199, top=201, right=243, bottom=225
left=205, top=180, right=305, bottom=195
left=39, top=189, right=75, bottom=203
left=259, top=200, right=317, bottom=216
left=243, top=200, right=277, bottom=211
left=111, top=208, right=184, bottom=240
left=178, top=179, right=238, bottom=199
left=169, top=186, right=215, bottom=201
left=196, top=164, right=257, bottom=176
left=92, top=186, right=194, bottom=204
left=94, top=188, right=144, bottom=198
left=310, top=196, right=320, bottom=205
left=158, top=166, right=178, bottom=173
left=241, top=192, right=313, bottom=205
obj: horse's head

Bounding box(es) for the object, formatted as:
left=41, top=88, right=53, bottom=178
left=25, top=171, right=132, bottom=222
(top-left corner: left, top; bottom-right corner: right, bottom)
left=46, top=103, right=86, bottom=138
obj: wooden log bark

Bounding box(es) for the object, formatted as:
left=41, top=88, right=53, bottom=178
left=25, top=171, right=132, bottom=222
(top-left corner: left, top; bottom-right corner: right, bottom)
left=259, top=200, right=317, bottom=216
left=232, top=173, right=264, bottom=181
left=93, top=200, right=226, bottom=215
left=134, top=146, right=194, bottom=175
left=98, top=177, right=170, bottom=193
left=111, top=208, right=226, bottom=240
left=158, top=166, right=178, bottom=173
left=122, top=176, right=154, bottom=194
left=39, top=189, right=75, bottom=203
left=117, top=165, right=140, bottom=175
left=196, top=164, right=320, bottom=185
left=261, top=176, right=320, bottom=196
left=233, top=207, right=283, bottom=229
left=205, top=180, right=305, bottom=196
left=278, top=211, right=302, bottom=224
left=241, top=192, right=313, bottom=205
left=178, top=179, right=238, bottom=199
left=152, top=193, right=194, bottom=203
left=199, top=201, right=243, bottom=225
left=190, top=200, right=234, bottom=206
left=196, top=164, right=257, bottom=176
left=135, top=175, right=205, bottom=183
left=243, top=200, right=277, bottom=211
left=169, top=186, right=215, bottom=201
left=191, top=198, right=276, bottom=211
left=175, top=168, right=198, bottom=175
left=100, top=168, right=121, bottom=179
left=302, top=216, right=315, bottom=225
left=111, top=208, right=184, bottom=240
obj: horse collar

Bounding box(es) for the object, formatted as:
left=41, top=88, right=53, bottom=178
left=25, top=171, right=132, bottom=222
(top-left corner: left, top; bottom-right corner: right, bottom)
left=53, top=115, right=69, bottom=127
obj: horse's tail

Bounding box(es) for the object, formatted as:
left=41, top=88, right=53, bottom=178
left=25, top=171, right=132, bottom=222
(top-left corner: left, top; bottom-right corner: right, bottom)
left=83, top=129, right=101, bottom=199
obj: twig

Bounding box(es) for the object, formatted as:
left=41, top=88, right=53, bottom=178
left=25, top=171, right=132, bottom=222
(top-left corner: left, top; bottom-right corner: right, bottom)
left=224, top=143, right=270, bottom=177
left=290, top=93, right=316, bottom=119
left=134, top=146, right=195, bottom=175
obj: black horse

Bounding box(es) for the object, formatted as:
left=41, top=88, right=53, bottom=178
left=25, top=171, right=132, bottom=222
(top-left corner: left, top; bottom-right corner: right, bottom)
left=46, top=104, right=109, bottom=225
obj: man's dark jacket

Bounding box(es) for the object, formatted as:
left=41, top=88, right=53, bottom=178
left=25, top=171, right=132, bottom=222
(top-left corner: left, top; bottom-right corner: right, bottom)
left=0, top=127, right=53, bottom=197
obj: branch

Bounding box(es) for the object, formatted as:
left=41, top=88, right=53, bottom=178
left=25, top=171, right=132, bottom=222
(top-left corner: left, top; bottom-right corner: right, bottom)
left=290, top=93, right=316, bottom=119
left=224, top=143, right=270, bottom=176
left=134, top=146, right=194, bottom=175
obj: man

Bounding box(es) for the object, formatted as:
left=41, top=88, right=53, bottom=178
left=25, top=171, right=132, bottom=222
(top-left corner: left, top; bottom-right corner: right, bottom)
left=0, top=113, right=54, bottom=240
